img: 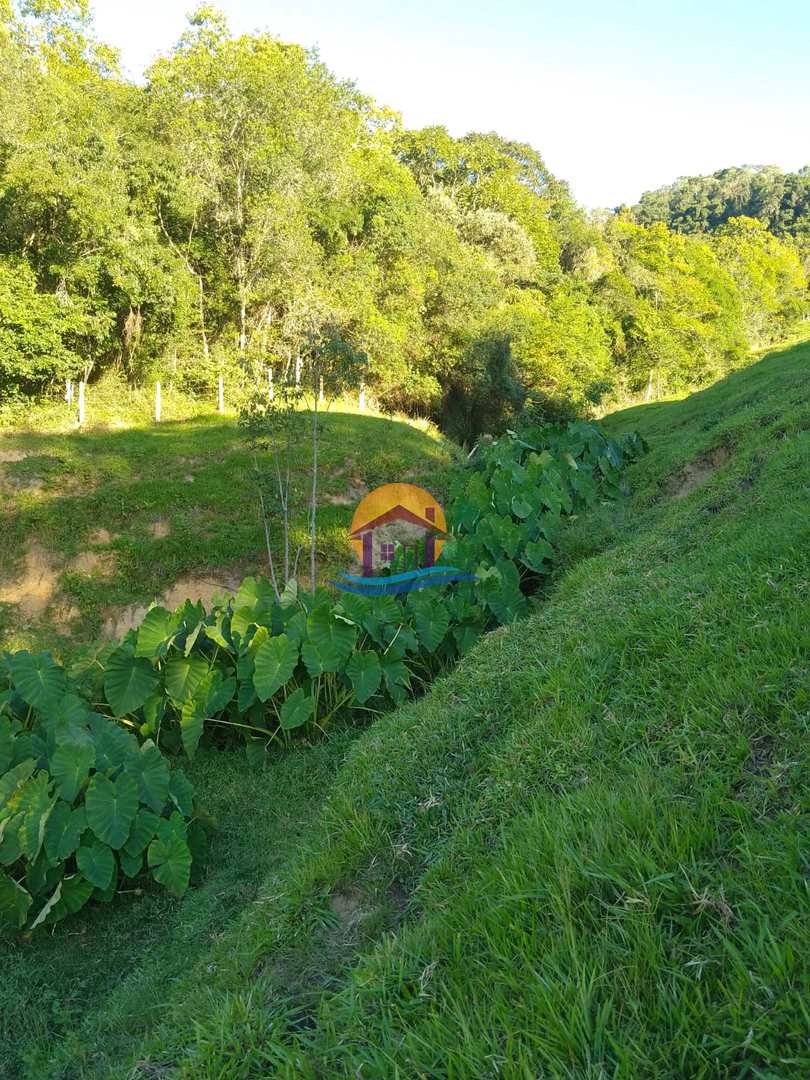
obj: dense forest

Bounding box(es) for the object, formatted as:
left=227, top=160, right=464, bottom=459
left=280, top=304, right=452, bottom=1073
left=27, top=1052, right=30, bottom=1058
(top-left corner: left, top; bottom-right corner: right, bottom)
left=633, top=165, right=810, bottom=244
left=1, top=2, right=808, bottom=437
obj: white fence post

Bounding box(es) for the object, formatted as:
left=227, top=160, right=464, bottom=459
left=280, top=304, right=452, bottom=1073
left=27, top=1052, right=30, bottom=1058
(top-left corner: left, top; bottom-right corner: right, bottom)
left=359, top=383, right=366, bottom=412
left=65, top=378, right=73, bottom=404
left=155, top=381, right=161, bottom=423
left=78, top=381, right=85, bottom=426
left=295, top=355, right=301, bottom=386
left=218, top=374, right=224, bottom=414
left=268, top=367, right=274, bottom=400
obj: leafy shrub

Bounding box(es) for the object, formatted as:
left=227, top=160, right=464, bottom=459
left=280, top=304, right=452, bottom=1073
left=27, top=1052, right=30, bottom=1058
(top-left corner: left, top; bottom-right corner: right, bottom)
left=0, top=651, right=198, bottom=935
left=442, top=419, right=646, bottom=623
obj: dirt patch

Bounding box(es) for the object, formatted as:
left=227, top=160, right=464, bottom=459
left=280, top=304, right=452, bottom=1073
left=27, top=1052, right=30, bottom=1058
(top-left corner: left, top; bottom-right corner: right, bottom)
left=89, top=527, right=114, bottom=544
left=0, top=449, right=30, bottom=463
left=329, top=886, right=367, bottom=929
left=68, top=550, right=116, bottom=576
left=325, top=479, right=369, bottom=506
left=0, top=543, right=59, bottom=620
left=149, top=518, right=171, bottom=539
left=668, top=446, right=731, bottom=500
left=100, top=562, right=254, bottom=639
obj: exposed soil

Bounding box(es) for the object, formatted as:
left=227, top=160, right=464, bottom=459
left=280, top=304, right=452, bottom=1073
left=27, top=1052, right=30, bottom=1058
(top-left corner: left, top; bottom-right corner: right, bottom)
left=668, top=445, right=731, bottom=500
left=89, top=527, right=114, bottom=544
left=325, top=478, right=369, bottom=506
left=149, top=518, right=171, bottom=539
left=68, top=550, right=116, bottom=575
left=0, top=543, right=60, bottom=620
left=100, top=561, right=254, bottom=640
left=329, top=886, right=366, bottom=929
left=0, top=449, right=30, bottom=463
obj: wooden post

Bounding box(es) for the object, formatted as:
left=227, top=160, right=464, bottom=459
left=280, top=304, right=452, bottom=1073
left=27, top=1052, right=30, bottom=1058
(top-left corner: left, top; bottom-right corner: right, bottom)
left=155, top=381, right=161, bottom=423
left=218, top=374, right=224, bottom=414
left=78, top=381, right=85, bottom=427
left=319, top=375, right=324, bottom=404
left=268, top=367, right=274, bottom=400
left=65, top=378, right=73, bottom=404
left=295, top=355, right=301, bottom=386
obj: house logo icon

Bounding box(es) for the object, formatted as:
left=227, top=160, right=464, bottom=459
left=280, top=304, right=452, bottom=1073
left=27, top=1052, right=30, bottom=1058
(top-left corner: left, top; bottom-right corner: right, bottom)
left=349, top=483, right=447, bottom=576
left=332, top=483, right=477, bottom=597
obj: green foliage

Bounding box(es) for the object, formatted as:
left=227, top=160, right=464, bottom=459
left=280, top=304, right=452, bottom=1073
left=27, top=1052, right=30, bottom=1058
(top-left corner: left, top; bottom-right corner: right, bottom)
left=3, top=6, right=803, bottom=428
left=633, top=163, right=810, bottom=242
left=0, top=650, right=197, bottom=935
left=20, top=418, right=640, bottom=774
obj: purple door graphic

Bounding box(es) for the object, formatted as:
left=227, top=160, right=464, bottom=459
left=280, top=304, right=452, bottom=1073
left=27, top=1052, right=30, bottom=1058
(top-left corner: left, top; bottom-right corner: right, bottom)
left=362, top=531, right=373, bottom=576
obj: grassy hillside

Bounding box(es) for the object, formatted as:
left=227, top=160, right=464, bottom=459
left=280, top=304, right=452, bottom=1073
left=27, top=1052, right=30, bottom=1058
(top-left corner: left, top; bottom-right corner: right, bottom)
left=2, top=339, right=810, bottom=1078
left=0, top=397, right=454, bottom=658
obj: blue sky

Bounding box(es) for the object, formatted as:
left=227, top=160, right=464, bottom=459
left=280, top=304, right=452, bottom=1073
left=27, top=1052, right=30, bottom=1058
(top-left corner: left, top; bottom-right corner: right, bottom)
left=90, top=0, right=810, bottom=209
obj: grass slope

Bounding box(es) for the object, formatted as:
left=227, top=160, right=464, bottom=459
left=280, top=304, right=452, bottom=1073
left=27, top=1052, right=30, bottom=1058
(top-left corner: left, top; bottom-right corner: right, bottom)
left=0, top=400, right=453, bottom=658
left=3, top=339, right=810, bottom=1078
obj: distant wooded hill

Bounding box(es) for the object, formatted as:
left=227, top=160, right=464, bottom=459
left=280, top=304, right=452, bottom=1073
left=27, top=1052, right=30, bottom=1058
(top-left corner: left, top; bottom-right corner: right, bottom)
left=632, top=165, right=810, bottom=241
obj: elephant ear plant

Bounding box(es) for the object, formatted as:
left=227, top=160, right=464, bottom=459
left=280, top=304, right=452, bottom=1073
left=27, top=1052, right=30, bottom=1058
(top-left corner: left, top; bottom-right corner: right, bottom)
left=0, top=650, right=199, bottom=935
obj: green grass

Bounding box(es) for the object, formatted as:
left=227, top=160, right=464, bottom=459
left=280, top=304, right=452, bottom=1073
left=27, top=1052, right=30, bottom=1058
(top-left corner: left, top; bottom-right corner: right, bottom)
left=2, top=339, right=810, bottom=1078
left=0, top=393, right=455, bottom=658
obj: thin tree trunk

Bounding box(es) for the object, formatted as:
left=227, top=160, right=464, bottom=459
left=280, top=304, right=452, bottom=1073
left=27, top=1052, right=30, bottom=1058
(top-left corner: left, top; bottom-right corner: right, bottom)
left=198, top=275, right=209, bottom=362
left=310, top=384, right=319, bottom=591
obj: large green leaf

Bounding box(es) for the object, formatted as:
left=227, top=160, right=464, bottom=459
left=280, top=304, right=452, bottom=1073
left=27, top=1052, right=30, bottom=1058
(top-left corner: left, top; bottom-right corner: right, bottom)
left=104, top=647, right=160, bottom=716
left=29, top=880, right=63, bottom=930
left=147, top=832, right=191, bottom=897
left=304, top=606, right=356, bottom=673
left=59, top=873, right=94, bottom=915
left=0, top=872, right=32, bottom=932
left=164, top=655, right=210, bottom=704
left=0, top=718, right=13, bottom=774
left=76, top=842, right=115, bottom=891
left=119, top=848, right=143, bottom=879
left=0, top=814, right=22, bottom=865
left=124, top=808, right=160, bottom=857
left=89, top=714, right=138, bottom=770
left=50, top=741, right=95, bottom=802
left=0, top=758, right=36, bottom=806
left=8, top=652, right=65, bottom=712
left=135, top=606, right=177, bottom=659
left=278, top=687, right=315, bottom=730
left=408, top=595, right=450, bottom=652
left=180, top=699, right=205, bottom=759
left=43, top=801, right=86, bottom=863
left=521, top=538, right=555, bottom=573
left=85, top=774, right=138, bottom=849
left=124, top=742, right=170, bottom=814
left=345, top=651, right=382, bottom=704
left=380, top=654, right=410, bottom=704
left=253, top=634, right=299, bottom=701
left=168, top=769, right=194, bottom=817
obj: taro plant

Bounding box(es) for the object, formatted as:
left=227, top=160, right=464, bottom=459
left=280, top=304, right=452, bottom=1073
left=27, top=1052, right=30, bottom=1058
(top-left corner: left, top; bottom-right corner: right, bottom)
left=441, top=419, right=647, bottom=625
left=0, top=650, right=199, bottom=936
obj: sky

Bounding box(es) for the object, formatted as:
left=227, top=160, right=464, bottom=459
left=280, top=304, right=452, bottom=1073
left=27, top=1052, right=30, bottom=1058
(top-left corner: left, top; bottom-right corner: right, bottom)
left=89, top=0, right=810, bottom=210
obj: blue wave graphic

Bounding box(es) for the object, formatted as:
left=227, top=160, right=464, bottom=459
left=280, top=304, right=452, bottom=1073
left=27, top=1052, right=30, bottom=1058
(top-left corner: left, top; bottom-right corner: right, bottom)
left=331, top=566, right=477, bottom=596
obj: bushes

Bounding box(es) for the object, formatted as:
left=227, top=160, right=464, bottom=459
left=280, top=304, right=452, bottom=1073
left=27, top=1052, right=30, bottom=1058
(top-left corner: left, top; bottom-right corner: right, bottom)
left=0, top=651, right=198, bottom=935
